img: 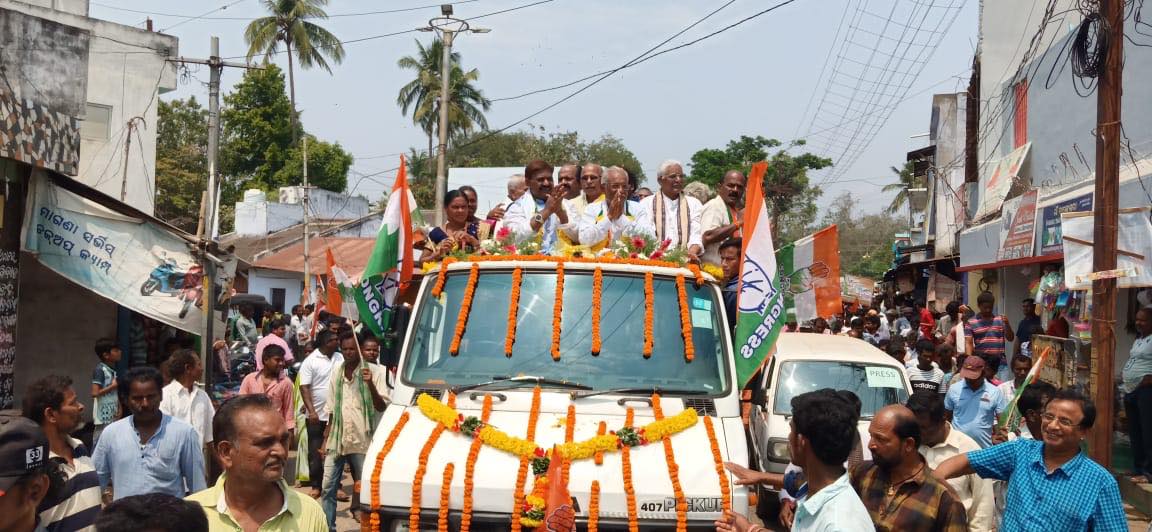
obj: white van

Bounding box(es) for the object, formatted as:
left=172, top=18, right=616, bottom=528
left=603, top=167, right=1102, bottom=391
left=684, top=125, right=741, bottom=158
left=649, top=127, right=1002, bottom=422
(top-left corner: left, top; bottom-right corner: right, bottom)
left=361, top=258, right=750, bottom=531
left=746, top=334, right=911, bottom=504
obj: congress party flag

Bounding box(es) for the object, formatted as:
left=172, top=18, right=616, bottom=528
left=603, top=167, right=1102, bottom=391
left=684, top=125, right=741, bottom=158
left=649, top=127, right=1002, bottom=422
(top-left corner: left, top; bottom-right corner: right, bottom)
left=778, top=225, right=842, bottom=323
left=734, top=161, right=786, bottom=387
left=356, top=155, right=422, bottom=338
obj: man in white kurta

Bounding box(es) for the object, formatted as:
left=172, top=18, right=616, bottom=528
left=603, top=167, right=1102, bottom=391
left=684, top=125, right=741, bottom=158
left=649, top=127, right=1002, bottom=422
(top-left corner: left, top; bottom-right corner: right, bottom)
left=638, top=160, right=703, bottom=261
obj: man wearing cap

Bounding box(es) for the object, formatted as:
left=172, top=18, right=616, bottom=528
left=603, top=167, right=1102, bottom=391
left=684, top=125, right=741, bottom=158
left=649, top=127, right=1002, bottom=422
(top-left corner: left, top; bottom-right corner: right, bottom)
left=93, top=367, right=205, bottom=501
left=0, top=412, right=59, bottom=532
left=944, top=355, right=1009, bottom=448
left=23, top=376, right=101, bottom=531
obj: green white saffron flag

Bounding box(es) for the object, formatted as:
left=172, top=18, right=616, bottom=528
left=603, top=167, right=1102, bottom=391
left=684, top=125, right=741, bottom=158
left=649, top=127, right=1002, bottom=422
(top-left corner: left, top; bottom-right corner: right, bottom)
left=733, top=161, right=787, bottom=387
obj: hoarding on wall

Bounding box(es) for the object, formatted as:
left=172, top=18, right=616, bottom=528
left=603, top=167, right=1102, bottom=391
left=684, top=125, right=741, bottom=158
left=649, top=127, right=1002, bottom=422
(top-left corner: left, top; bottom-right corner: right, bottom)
left=1039, top=193, right=1093, bottom=255
left=842, top=274, right=875, bottom=304
left=927, top=273, right=961, bottom=312
left=976, top=142, right=1031, bottom=220
left=22, top=173, right=205, bottom=334
left=998, top=188, right=1039, bottom=261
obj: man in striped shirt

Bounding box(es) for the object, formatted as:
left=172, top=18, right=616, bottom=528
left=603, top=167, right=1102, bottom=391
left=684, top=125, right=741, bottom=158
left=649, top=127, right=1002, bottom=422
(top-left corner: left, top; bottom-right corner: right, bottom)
left=965, top=292, right=1014, bottom=383
left=23, top=375, right=101, bottom=531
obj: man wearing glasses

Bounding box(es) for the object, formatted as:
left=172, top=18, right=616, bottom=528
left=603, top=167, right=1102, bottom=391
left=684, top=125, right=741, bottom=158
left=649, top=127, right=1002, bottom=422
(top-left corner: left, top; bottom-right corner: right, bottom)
left=638, top=160, right=704, bottom=262
left=933, top=389, right=1127, bottom=531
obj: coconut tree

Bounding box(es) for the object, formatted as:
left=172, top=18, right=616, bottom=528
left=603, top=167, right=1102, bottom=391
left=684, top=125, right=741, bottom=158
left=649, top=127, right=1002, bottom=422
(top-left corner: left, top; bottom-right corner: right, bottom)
left=882, top=160, right=922, bottom=215
left=397, top=38, right=491, bottom=172
left=243, top=0, right=345, bottom=137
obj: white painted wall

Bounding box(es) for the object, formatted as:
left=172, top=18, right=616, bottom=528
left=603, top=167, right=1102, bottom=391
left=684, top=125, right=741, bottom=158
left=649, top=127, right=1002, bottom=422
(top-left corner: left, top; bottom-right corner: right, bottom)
left=0, top=0, right=179, bottom=215
left=234, top=187, right=371, bottom=237
left=247, top=268, right=304, bottom=314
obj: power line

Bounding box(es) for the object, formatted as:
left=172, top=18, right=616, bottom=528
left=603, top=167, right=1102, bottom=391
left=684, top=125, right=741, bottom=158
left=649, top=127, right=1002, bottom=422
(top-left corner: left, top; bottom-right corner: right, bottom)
left=94, top=0, right=481, bottom=20
left=458, top=0, right=804, bottom=151
left=159, top=0, right=249, bottom=33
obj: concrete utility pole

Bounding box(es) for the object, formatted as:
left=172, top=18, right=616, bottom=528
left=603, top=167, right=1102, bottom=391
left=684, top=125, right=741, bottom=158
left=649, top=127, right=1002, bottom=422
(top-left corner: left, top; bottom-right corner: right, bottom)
left=422, top=4, right=489, bottom=226
left=119, top=116, right=144, bottom=202
left=1089, top=0, right=1123, bottom=467
left=172, top=36, right=260, bottom=379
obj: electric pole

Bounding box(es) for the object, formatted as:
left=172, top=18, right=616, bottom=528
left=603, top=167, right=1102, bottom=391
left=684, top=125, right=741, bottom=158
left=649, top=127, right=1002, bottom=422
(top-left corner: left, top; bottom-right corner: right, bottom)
left=422, top=4, right=490, bottom=226
left=172, top=37, right=260, bottom=380
left=119, top=116, right=144, bottom=202
left=1089, top=0, right=1123, bottom=467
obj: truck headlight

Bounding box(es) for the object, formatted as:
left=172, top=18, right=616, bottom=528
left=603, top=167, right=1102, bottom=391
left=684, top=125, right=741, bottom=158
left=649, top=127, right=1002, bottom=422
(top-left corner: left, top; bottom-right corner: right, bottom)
left=767, top=438, right=791, bottom=462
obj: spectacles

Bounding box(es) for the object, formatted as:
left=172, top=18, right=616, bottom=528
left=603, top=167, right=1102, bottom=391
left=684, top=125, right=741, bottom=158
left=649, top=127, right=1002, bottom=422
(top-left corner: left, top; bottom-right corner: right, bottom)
left=1041, top=413, right=1078, bottom=428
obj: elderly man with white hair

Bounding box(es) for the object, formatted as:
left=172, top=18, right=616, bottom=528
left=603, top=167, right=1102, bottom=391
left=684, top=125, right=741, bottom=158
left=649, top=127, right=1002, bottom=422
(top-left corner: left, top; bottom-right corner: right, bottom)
left=638, top=159, right=704, bottom=261
left=579, top=166, right=654, bottom=246
left=489, top=174, right=527, bottom=235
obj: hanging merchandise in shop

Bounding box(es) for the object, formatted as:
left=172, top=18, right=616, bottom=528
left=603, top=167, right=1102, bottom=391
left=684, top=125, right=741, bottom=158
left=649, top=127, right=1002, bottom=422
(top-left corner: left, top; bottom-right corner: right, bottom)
left=975, top=142, right=1031, bottom=220
left=998, top=189, right=1039, bottom=261
left=1061, top=206, right=1152, bottom=289
left=21, top=173, right=209, bottom=334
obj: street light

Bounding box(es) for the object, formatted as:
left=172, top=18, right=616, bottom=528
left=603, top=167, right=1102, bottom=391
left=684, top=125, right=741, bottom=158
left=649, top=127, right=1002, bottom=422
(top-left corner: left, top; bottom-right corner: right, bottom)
left=422, top=6, right=490, bottom=226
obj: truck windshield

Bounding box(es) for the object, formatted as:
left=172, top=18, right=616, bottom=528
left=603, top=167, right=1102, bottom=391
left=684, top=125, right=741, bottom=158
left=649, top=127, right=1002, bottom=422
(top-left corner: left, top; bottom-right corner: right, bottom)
left=403, top=268, right=729, bottom=394
left=772, top=361, right=908, bottom=418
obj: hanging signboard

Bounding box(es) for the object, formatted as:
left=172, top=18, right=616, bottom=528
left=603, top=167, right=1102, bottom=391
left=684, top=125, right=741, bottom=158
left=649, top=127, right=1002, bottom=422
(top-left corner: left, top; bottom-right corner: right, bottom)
left=1039, top=193, right=1093, bottom=255
left=998, top=188, right=1039, bottom=261
left=22, top=174, right=205, bottom=334
left=841, top=274, right=875, bottom=305
left=1061, top=207, right=1152, bottom=290
left=976, top=142, right=1031, bottom=220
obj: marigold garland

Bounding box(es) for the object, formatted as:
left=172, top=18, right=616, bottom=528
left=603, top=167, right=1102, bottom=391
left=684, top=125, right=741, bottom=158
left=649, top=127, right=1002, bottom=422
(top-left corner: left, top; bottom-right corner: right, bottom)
left=448, top=263, right=480, bottom=356
left=643, top=272, right=654, bottom=358
left=703, top=416, right=733, bottom=513
left=504, top=267, right=523, bottom=357
left=588, top=480, right=601, bottom=532
left=509, top=387, right=542, bottom=532
left=368, top=411, right=410, bottom=532
left=621, top=407, right=638, bottom=532
left=460, top=395, right=493, bottom=532
left=653, top=395, right=688, bottom=532
left=431, top=257, right=458, bottom=297
left=562, top=404, right=576, bottom=487
left=551, top=262, right=565, bottom=361
left=438, top=463, right=454, bottom=532
left=410, top=394, right=455, bottom=531
left=676, top=275, right=696, bottom=362
left=594, top=421, right=607, bottom=465
left=591, top=267, right=603, bottom=355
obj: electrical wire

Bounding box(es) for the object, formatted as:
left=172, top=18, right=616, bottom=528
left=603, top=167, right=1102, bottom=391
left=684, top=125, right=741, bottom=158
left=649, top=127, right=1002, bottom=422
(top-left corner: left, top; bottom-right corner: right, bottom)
left=159, top=0, right=250, bottom=33
left=94, top=0, right=482, bottom=20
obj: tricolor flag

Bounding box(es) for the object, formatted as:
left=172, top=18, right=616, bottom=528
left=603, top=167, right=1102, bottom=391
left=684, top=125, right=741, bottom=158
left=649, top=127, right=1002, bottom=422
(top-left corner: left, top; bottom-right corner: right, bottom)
left=777, top=225, right=842, bottom=323
left=734, top=162, right=787, bottom=387
left=356, top=155, right=422, bottom=338
left=998, top=345, right=1052, bottom=430
left=325, top=248, right=358, bottom=319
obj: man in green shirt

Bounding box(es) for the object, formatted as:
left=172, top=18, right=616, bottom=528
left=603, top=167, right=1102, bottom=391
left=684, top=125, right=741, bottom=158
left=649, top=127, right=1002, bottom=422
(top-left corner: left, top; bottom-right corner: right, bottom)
left=188, top=395, right=326, bottom=531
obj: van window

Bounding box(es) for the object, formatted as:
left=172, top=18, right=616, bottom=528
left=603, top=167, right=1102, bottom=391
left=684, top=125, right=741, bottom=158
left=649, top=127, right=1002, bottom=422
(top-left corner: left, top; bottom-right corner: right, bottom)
left=773, top=361, right=908, bottom=418
left=403, top=268, right=729, bottom=394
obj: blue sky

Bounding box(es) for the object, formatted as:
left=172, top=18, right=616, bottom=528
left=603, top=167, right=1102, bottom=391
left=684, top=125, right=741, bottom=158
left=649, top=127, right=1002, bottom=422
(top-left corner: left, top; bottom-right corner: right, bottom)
left=92, top=0, right=979, bottom=216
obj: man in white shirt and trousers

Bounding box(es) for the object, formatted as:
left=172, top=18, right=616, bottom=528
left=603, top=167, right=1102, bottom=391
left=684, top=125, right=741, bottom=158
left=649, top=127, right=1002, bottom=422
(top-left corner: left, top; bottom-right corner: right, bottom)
left=638, top=159, right=704, bottom=262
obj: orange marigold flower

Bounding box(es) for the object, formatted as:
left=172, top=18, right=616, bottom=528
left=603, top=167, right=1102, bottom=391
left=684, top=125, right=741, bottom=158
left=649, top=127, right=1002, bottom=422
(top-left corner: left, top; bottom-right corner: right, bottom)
left=676, top=275, right=695, bottom=362
left=591, top=268, right=603, bottom=355
left=438, top=463, right=455, bottom=532
left=505, top=267, right=523, bottom=357
left=461, top=395, right=494, bottom=532
left=703, top=416, right=732, bottom=513
left=509, top=387, right=542, bottom=532
left=588, top=480, right=601, bottom=532
left=643, top=272, right=654, bottom=358
left=368, top=411, right=410, bottom=532
left=652, top=394, right=688, bottom=531
left=449, top=263, right=480, bottom=356
left=551, top=263, right=565, bottom=361
left=621, top=407, right=638, bottom=532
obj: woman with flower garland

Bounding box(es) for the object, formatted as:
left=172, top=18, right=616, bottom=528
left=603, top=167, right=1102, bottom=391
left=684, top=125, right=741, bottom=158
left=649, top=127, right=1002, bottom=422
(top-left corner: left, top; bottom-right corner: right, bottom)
left=421, top=189, right=482, bottom=263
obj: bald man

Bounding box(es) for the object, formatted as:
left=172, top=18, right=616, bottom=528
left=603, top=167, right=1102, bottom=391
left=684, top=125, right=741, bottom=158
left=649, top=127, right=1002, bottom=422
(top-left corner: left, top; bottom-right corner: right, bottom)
left=578, top=166, right=655, bottom=246
left=700, top=170, right=745, bottom=265
left=849, top=405, right=968, bottom=531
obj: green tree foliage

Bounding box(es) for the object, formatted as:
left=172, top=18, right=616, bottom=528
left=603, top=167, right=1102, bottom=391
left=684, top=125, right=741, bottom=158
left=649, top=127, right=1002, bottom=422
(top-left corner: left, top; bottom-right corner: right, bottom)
left=273, top=135, right=353, bottom=193
left=406, top=147, right=437, bottom=208
left=882, top=160, right=921, bottom=214
left=819, top=192, right=904, bottom=279
left=155, top=98, right=207, bottom=233
left=687, top=135, right=831, bottom=242
left=396, top=38, right=491, bottom=168
left=221, top=65, right=294, bottom=193
left=449, top=127, right=646, bottom=182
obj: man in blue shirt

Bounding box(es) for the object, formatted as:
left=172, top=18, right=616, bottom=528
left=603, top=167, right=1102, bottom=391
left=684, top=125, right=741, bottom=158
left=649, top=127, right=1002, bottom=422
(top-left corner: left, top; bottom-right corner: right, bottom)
left=934, top=389, right=1127, bottom=532
left=93, top=366, right=205, bottom=501
left=944, top=355, right=1008, bottom=448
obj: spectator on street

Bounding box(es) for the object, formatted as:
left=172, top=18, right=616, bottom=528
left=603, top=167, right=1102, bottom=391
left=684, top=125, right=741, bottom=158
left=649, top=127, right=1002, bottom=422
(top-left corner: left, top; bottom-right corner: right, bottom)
left=319, top=332, right=389, bottom=528
left=907, top=393, right=994, bottom=531
left=1014, top=298, right=1042, bottom=357
left=945, top=355, right=1008, bottom=448
left=851, top=404, right=968, bottom=531
left=298, top=330, right=343, bottom=499
left=94, top=493, right=207, bottom=532
left=23, top=376, right=102, bottom=532
left=188, top=395, right=326, bottom=531
left=160, top=350, right=215, bottom=449
left=90, top=338, right=121, bottom=445
left=0, top=413, right=64, bottom=532
left=998, top=355, right=1033, bottom=402
left=231, top=304, right=259, bottom=348
left=934, top=389, right=1127, bottom=531
left=239, top=344, right=295, bottom=438
left=917, top=301, right=936, bottom=340
left=93, top=367, right=205, bottom=501
left=1123, top=307, right=1152, bottom=483
left=965, top=292, right=1015, bottom=383
left=907, top=340, right=946, bottom=395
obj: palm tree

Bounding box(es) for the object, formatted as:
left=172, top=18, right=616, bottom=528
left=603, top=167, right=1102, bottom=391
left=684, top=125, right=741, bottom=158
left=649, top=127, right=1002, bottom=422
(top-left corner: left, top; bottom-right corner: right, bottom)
left=882, top=160, right=922, bottom=214
left=396, top=38, right=491, bottom=173
left=244, top=0, right=345, bottom=137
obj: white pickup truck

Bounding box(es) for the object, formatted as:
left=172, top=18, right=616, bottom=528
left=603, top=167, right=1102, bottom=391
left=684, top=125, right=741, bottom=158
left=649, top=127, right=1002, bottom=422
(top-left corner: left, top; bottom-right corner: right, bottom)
left=360, top=257, right=749, bottom=531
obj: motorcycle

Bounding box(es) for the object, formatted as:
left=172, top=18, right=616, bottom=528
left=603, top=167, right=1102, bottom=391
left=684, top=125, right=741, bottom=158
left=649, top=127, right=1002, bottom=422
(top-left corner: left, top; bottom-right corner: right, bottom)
left=141, top=260, right=203, bottom=296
